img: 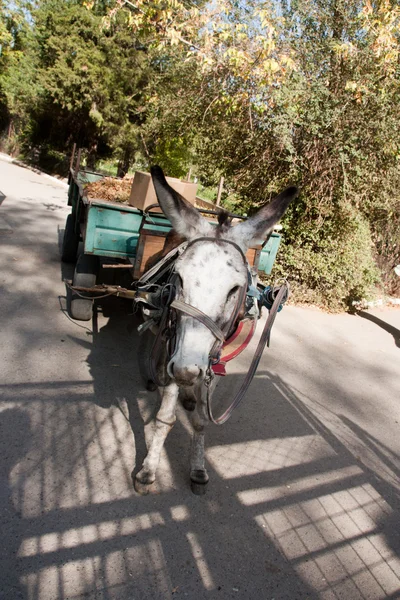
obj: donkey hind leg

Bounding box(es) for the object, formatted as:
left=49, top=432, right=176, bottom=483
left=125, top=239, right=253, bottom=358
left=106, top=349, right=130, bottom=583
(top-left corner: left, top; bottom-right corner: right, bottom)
left=135, top=381, right=179, bottom=495
left=189, top=398, right=209, bottom=495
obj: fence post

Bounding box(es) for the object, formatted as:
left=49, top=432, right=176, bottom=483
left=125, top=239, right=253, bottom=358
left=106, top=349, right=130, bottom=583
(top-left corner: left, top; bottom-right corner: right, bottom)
left=216, top=176, right=224, bottom=206
left=69, top=143, right=76, bottom=171
left=74, top=148, right=82, bottom=177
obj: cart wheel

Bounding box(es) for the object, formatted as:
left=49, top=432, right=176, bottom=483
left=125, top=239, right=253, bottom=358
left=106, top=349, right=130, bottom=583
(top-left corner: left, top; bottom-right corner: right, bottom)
left=61, top=214, right=79, bottom=262
left=69, top=254, right=99, bottom=321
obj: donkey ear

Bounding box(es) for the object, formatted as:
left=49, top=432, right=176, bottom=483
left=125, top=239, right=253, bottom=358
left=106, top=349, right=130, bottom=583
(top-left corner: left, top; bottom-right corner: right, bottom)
left=227, top=186, right=299, bottom=250
left=151, top=166, right=214, bottom=240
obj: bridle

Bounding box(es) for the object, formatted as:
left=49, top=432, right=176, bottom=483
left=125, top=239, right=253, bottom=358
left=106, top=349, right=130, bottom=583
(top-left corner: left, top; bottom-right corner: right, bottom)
left=140, top=237, right=249, bottom=387
left=134, top=235, right=288, bottom=425
left=170, top=237, right=249, bottom=366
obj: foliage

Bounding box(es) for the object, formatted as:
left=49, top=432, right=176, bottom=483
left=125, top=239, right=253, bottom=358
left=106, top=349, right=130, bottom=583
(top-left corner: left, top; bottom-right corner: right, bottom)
left=1, top=0, right=400, bottom=307
left=275, top=207, right=380, bottom=310
left=0, top=0, right=37, bottom=145
left=130, top=0, right=399, bottom=308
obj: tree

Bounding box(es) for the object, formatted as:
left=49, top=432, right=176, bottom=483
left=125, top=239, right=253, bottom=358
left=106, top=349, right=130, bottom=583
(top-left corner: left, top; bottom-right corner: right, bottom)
left=120, top=0, right=398, bottom=306
left=4, top=0, right=157, bottom=172
left=2, top=0, right=399, bottom=305
left=0, top=0, right=37, bottom=146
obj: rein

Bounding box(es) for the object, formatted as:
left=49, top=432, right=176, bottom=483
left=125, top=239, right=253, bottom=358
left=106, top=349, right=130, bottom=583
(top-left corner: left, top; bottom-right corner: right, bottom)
left=205, top=283, right=288, bottom=425
left=134, top=236, right=288, bottom=425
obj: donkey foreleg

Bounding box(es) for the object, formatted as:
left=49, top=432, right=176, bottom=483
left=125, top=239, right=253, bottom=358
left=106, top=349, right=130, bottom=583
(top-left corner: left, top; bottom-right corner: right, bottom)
left=135, top=382, right=179, bottom=494
left=189, top=400, right=209, bottom=495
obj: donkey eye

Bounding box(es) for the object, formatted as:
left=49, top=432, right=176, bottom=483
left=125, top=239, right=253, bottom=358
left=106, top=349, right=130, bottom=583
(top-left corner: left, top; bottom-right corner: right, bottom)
left=227, top=286, right=239, bottom=299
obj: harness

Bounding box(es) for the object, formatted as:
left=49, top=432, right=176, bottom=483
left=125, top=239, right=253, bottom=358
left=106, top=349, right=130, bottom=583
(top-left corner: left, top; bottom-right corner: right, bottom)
left=133, top=237, right=289, bottom=425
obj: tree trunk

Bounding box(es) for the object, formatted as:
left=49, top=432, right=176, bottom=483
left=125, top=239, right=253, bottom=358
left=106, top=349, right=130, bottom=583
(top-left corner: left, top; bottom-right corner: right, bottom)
left=86, top=141, right=98, bottom=171
left=117, top=147, right=131, bottom=178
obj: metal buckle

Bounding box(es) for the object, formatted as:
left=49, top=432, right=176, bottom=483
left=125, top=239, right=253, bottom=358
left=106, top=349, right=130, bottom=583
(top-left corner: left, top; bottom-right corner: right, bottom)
left=204, top=367, right=214, bottom=388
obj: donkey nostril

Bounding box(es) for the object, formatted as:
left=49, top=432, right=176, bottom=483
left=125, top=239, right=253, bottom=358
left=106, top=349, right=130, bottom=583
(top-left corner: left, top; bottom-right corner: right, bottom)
left=172, top=364, right=201, bottom=384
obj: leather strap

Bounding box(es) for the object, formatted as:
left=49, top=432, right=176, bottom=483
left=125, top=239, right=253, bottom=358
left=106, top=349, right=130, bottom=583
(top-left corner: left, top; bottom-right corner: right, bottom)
left=170, top=300, right=225, bottom=342
left=184, top=237, right=248, bottom=265
left=206, top=282, right=289, bottom=425
left=138, top=242, right=187, bottom=284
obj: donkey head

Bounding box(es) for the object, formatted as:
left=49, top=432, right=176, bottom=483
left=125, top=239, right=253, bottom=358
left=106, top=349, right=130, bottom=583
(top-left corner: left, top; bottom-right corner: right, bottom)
left=151, top=166, right=298, bottom=387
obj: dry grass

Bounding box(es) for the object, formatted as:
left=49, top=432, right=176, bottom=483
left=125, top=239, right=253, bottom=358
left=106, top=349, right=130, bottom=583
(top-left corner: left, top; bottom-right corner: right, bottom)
left=84, top=175, right=134, bottom=203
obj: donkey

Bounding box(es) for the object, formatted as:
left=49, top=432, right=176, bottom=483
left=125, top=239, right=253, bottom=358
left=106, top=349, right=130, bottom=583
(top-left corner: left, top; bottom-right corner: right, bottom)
left=135, top=166, right=298, bottom=494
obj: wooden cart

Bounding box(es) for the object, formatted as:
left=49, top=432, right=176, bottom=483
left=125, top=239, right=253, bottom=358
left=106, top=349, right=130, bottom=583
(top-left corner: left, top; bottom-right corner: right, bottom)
left=62, top=168, right=283, bottom=320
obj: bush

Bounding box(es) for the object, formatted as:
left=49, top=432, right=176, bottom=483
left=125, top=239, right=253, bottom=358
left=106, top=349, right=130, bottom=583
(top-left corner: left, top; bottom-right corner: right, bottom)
left=274, top=207, right=379, bottom=311
left=26, top=146, right=69, bottom=177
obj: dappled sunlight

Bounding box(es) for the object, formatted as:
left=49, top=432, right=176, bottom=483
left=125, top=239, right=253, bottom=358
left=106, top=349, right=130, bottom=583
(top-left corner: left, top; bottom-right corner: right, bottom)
left=21, top=537, right=174, bottom=600
left=217, top=374, right=400, bottom=600
left=207, top=435, right=337, bottom=479
left=20, top=511, right=166, bottom=558
left=7, top=394, right=135, bottom=513
left=237, top=465, right=364, bottom=507
left=2, top=305, right=400, bottom=599
left=1, top=165, right=400, bottom=598
left=256, top=484, right=399, bottom=598
left=186, top=532, right=216, bottom=590
left=1, top=369, right=398, bottom=599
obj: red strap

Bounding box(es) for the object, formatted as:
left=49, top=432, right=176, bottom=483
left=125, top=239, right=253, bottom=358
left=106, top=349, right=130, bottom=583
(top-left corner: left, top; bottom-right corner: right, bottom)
left=220, top=318, right=257, bottom=364
left=207, top=283, right=289, bottom=424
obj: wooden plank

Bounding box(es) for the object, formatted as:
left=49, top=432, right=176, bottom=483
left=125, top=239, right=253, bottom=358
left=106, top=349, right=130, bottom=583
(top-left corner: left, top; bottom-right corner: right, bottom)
left=74, top=148, right=82, bottom=177
left=216, top=176, right=224, bottom=206
left=246, top=245, right=262, bottom=269
left=141, top=235, right=167, bottom=274
left=246, top=248, right=256, bottom=266
left=69, top=143, right=76, bottom=170
left=133, top=232, right=146, bottom=279
left=134, top=231, right=168, bottom=278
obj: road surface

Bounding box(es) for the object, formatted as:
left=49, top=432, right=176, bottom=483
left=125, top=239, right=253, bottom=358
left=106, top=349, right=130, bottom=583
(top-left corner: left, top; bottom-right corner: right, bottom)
left=1, top=157, right=399, bottom=600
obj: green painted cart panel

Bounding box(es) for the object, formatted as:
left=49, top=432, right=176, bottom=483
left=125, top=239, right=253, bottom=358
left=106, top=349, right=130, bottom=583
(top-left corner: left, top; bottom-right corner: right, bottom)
left=84, top=205, right=144, bottom=259
left=141, top=220, right=171, bottom=236
left=259, top=233, right=281, bottom=275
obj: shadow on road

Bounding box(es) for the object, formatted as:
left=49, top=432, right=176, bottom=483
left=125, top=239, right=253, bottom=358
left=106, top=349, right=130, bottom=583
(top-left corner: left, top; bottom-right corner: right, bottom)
left=0, top=408, right=30, bottom=600
left=356, top=310, right=400, bottom=348
left=1, top=293, right=400, bottom=599
left=0, top=201, right=399, bottom=598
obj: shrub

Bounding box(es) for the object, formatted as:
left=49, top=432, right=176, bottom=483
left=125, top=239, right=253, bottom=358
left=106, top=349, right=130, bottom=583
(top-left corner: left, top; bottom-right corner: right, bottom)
left=274, top=207, right=379, bottom=310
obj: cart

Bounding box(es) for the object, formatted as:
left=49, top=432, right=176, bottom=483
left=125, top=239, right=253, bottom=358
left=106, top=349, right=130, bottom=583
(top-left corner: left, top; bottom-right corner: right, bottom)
left=62, top=168, right=283, bottom=320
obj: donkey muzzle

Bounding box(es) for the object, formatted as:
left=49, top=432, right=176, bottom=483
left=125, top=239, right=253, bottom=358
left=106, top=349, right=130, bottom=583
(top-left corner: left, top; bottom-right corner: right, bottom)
left=168, top=362, right=202, bottom=386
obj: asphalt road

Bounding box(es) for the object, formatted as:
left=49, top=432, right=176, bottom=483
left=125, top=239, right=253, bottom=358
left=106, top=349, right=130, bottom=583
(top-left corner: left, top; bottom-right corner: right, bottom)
left=0, top=156, right=399, bottom=600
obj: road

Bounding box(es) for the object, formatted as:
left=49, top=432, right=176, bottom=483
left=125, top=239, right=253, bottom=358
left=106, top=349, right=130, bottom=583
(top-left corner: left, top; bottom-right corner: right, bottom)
left=0, top=157, right=399, bottom=600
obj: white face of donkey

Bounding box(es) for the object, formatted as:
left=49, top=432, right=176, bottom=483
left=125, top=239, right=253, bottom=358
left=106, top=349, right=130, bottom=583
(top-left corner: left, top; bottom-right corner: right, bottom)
left=151, top=166, right=298, bottom=387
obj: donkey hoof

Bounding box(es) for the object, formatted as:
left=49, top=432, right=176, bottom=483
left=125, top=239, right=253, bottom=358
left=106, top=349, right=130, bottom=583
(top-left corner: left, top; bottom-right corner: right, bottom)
left=190, top=469, right=209, bottom=495
left=134, top=478, right=154, bottom=495
left=190, top=480, right=208, bottom=495
left=134, top=468, right=156, bottom=494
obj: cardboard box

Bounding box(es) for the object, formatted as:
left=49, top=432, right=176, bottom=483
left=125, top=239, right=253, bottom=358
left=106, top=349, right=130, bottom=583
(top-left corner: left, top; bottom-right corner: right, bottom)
left=129, top=171, right=198, bottom=211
